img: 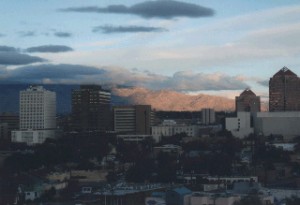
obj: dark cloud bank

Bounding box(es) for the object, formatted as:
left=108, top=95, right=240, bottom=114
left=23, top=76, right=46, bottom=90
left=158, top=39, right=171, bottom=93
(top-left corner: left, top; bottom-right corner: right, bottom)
left=60, top=0, right=214, bottom=19
left=93, top=25, right=167, bottom=33
left=0, top=63, right=247, bottom=91
left=26, top=45, right=73, bottom=53
left=0, top=46, right=19, bottom=52
left=0, top=45, right=74, bottom=65
left=0, top=52, right=45, bottom=65
left=54, top=32, right=72, bottom=38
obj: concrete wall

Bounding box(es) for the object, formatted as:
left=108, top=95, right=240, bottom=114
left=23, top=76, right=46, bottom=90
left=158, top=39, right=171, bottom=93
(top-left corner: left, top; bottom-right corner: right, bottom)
left=254, top=112, right=300, bottom=140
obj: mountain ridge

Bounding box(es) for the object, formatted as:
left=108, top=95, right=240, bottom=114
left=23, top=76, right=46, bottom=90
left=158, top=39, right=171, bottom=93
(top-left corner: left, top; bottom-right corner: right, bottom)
left=111, top=87, right=236, bottom=111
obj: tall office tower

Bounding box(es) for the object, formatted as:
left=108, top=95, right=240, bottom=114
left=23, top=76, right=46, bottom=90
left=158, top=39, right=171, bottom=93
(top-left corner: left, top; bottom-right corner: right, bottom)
left=201, top=108, right=215, bottom=125
left=11, top=86, right=56, bottom=145
left=113, top=105, right=152, bottom=134
left=235, top=89, right=261, bottom=113
left=72, top=85, right=111, bottom=132
left=269, top=67, right=300, bottom=112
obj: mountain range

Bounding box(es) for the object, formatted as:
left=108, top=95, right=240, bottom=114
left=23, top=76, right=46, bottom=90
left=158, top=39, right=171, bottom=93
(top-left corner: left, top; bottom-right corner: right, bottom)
left=0, top=84, right=242, bottom=114
left=112, top=87, right=235, bottom=111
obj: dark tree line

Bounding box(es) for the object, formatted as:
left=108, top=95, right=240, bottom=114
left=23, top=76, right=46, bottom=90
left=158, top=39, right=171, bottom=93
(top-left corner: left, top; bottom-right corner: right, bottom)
left=2, top=133, right=112, bottom=174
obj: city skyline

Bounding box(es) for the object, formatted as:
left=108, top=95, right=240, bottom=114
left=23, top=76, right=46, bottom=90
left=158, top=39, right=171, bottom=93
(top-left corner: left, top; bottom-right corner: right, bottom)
left=1, top=0, right=300, bottom=101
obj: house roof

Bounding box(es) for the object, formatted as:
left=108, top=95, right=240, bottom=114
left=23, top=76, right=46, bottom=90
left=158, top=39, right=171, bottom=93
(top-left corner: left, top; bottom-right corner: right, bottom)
left=171, top=187, right=192, bottom=195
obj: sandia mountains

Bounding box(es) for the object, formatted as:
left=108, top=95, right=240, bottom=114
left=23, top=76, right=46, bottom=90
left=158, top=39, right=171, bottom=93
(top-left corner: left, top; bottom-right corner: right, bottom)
left=0, top=84, right=237, bottom=113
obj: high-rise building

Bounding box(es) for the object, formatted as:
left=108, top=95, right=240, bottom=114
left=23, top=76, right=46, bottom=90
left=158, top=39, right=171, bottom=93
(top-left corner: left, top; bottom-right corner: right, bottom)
left=11, top=86, right=56, bottom=145
left=269, top=67, right=300, bottom=112
left=71, top=85, right=111, bottom=131
left=113, top=105, right=152, bottom=134
left=235, top=89, right=261, bottom=113
left=201, top=108, right=215, bottom=125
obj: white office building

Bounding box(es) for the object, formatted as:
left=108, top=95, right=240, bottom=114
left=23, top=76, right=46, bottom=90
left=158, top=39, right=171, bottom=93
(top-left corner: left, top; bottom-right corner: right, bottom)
left=225, top=112, right=253, bottom=138
left=12, top=86, right=56, bottom=145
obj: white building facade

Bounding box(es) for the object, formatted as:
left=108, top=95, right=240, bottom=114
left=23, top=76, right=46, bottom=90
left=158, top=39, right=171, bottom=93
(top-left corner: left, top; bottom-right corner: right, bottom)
left=226, top=111, right=300, bottom=140
left=225, top=112, right=253, bottom=138
left=12, top=86, right=56, bottom=145
left=152, top=124, right=200, bottom=141
left=152, top=120, right=222, bottom=141
left=254, top=112, right=300, bottom=140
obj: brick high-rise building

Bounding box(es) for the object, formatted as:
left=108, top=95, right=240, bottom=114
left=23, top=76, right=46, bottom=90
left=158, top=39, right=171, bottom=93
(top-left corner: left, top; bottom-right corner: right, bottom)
left=235, top=89, right=261, bottom=113
left=269, top=67, right=300, bottom=112
left=71, top=85, right=111, bottom=131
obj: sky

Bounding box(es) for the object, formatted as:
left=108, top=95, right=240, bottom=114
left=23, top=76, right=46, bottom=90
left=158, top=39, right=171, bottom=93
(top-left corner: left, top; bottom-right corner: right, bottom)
left=1, top=0, right=300, bottom=100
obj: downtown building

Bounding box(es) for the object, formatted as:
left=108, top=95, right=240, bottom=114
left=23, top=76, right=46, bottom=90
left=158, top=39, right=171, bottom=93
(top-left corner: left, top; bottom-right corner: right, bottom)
left=201, top=108, right=216, bottom=125
left=71, top=85, right=111, bottom=132
left=11, top=86, right=56, bottom=145
left=226, top=68, right=300, bottom=140
left=113, top=105, right=152, bottom=135
left=225, top=89, right=261, bottom=138
left=269, top=67, right=300, bottom=111
left=235, top=89, right=261, bottom=113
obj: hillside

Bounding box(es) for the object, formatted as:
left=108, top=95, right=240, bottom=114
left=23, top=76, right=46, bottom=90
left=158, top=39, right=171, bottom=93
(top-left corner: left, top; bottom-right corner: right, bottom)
left=112, top=87, right=235, bottom=111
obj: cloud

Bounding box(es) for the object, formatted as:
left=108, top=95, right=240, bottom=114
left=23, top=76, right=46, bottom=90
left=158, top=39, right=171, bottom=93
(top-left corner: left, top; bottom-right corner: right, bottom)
left=0, top=52, right=46, bottom=65
left=0, top=64, right=104, bottom=83
left=0, top=64, right=247, bottom=91
left=0, top=45, right=46, bottom=65
left=54, top=32, right=72, bottom=38
left=147, top=71, right=248, bottom=91
left=26, top=45, right=73, bottom=53
left=0, top=46, right=19, bottom=52
left=18, top=31, right=35, bottom=37
left=0, top=33, right=5, bottom=37
left=257, top=80, right=269, bottom=87
left=93, top=25, right=167, bottom=33
left=60, top=0, right=214, bottom=19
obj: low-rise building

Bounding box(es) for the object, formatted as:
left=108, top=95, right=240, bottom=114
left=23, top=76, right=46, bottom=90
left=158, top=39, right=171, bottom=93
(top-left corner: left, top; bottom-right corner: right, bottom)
left=204, top=176, right=258, bottom=185
left=152, top=120, right=222, bottom=140
left=185, top=192, right=240, bottom=205
left=268, top=143, right=297, bottom=152
left=117, top=134, right=154, bottom=142
left=153, top=144, right=183, bottom=157
left=11, top=130, right=56, bottom=145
